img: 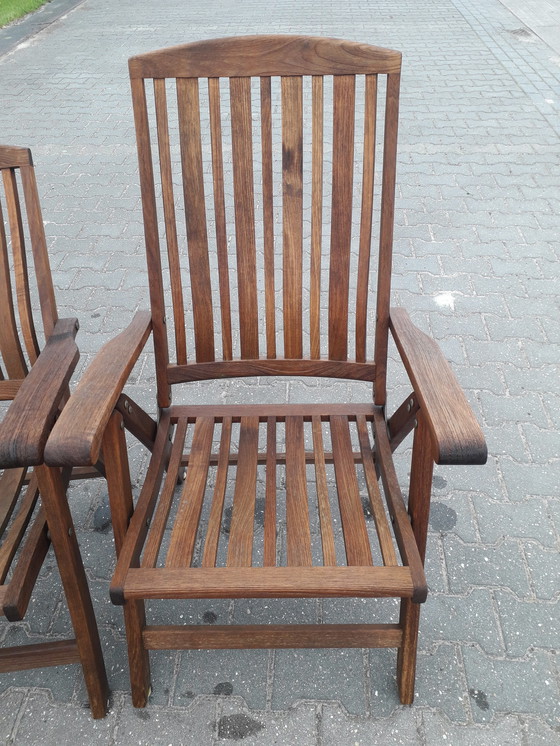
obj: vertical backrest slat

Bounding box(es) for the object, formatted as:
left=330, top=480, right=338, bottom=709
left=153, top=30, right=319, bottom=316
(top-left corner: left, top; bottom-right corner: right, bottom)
left=281, top=76, right=304, bottom=359
left=355, top=74, right=377, bottom=363
left=154, top=78, right=188, bottom=365
left=131, top=76, right=171, bottom=408
left=328, top=75, right=355, bottom=361
left=19, top=165, right=58, bottom=341
left=229, top=77, right=259, bottom=359
left=310, top=76, right=323, bottom=360
left=260, top=77, right=276, bottom=359
left=208, top=77, right=234, bottom=361
left=374, top=72, right=400, bottom=405
left=177, top=77, right=215, bottom=363
left=0, top=198, right=27, bottom=379
left=2, top=169, right=40, bottom=363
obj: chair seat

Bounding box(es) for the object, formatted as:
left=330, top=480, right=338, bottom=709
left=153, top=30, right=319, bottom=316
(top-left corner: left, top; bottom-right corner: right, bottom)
left=114, top=403, right=427, bottom=606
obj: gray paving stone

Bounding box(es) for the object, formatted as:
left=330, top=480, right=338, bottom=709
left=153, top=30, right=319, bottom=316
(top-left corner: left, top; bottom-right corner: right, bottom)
left=217, top=698, right=318, bottom=745
left=174, top=649, right=269, bottom=710
left=0, top=688, right=26, bottom=741
left=115, top=696, right=216, bottom=745
left=11, top=690, right=117, bottom=745
left=413, top=644, right=470, bottom=722
left=321, top=703, right=420, bottom=745
left=495, top=591, right=559, bottom=658
left=272, top=649, right=367, bottom=715
left=472, top=495, right=557, bottom=547
left=501, top=462, right=559, bottom=500
left=462, top=646, right=560, bottom=726
left=443, top=536, right=531, bottom=597
left=524, top=545, right=560, bottom=600
left=421, top=711, right=525, bottom=745
left=421, top=589, right=504, bottom=655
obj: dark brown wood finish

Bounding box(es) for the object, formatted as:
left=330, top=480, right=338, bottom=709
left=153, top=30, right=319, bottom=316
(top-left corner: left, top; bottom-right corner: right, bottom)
left=45, top=35, right=487, bottom=708
left=0, top=146, right=108, bottom=718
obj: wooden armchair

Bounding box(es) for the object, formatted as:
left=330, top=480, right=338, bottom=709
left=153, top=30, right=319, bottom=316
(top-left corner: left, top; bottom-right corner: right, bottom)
left=0, top=146, right=108, bottom=718
left=46, top=36, right=486, bottom=706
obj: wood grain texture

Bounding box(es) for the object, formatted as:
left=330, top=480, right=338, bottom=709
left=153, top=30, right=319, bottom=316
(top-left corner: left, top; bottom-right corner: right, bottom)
left=263, top=417, right=277, bottom=567
left=355, top=74, right=377, bottom=363
left=2, top=168, right=40, bottom=363
left=167, top=416, right=214, bottom=567
left=227, top=416, right=259, bottom=567
left=230, top=77, right=259, bottom=359
left=131, top=77, right=170, bottom=408
left=201, top=417, right=232, bottom=567
left=374, top=72, right=400, bottom=404
left=122, top=565, right=415, bottom=599
left=285, top=416, right=312, bottom=566
left=390, top=307, right=487, bottom=465
left=282, top=76, right=304, bottom=359
left=330, top=415, right=372, bottom=566
left=328, top=75, right=355, bottom=361
left=177, top=77, right=215, bottom=363
left=45, top=311, right=151, bottom=467
left=129, top=36, right=402, bottom=78
left=372, top=408, right=427, bottom=603
left=311, top=416, right=337, bottom=566
left=208, top=77, right=233, bottom=361
left=168, top=359, right=376, bottom=383
left=143, top=623, right=402, bottom=649
left=260, top=77, right=276, bottom=359
left=0, top=196, right=27, bottom=379
left=154, top=78, right=187, bottom=365
left=310, top=76, right=323, bottom=360
left=356, top=414, right=397, bottom=566
left=0, top=145, right=32, bottom=168
left=0, top=318, right=79, bottom=467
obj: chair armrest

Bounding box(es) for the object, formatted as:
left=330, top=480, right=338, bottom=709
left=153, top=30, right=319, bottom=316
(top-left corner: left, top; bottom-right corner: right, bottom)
left=389, top=307, right=487, bottom=465
left=0, top=318, right=79, bottom=468
left=45, top=311, right=152, bottom=467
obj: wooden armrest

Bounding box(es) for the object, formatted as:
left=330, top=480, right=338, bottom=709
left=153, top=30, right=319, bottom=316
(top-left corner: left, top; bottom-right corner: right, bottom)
left=389, top=307, right=487, bottom=465
left=45, top=311, right=152, bottom=467
left=0, top=318, right=79, bottom=468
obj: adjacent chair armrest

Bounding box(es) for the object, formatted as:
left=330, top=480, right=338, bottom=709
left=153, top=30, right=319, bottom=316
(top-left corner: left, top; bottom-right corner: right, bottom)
left=45, top=311, right=152, bottom=467
left=0, top=318, right=79, bottom=468
left=389, top=307, right=487, bottom=465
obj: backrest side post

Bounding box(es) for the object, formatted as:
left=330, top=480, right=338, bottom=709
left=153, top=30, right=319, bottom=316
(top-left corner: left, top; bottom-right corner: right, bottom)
left=130, top=76, right=171, bottom=408
left=374, top=71, right=400, bottom=406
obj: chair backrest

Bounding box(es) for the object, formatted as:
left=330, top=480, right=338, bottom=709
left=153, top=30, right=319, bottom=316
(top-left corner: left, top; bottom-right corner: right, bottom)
left=0, top=145, right=59, bottom=612
left=129, top=36, right=402, bottom=408
left=0, top=146, right=58, bottom=395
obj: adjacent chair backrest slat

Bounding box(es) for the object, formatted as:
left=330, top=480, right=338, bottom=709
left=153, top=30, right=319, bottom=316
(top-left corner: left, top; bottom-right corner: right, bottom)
left=0, top=149, right=60, bottom=385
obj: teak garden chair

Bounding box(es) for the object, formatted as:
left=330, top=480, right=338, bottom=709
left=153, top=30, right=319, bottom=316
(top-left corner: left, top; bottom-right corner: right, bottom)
left=0, top=146, right=108, bottom=718
left=46, top=36, right=487, bottom=706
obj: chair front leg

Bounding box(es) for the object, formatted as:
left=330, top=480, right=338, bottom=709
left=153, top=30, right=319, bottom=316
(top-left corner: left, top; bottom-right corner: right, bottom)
left=102, top=411, right=151, bottom=707
left=34, top=464, right=109, bottom=718
left=397, top=410, right=434, bottom=704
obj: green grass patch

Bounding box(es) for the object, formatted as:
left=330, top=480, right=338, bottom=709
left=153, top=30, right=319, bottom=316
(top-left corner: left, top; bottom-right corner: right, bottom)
left=0, top=0, right=50, bottom=28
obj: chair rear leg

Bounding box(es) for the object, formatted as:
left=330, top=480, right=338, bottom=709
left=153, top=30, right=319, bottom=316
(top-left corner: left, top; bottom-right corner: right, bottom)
left=35, top=464, right=109, bottom=718
left=102, top=411, right=151, bottom=707
left=397, top=411, right=434, bottom=704
left=397, top=598, right=421, bottom=704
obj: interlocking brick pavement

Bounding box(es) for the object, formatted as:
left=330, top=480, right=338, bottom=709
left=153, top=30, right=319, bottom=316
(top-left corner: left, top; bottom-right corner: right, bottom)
left=0, top=0, right=559, bottom=742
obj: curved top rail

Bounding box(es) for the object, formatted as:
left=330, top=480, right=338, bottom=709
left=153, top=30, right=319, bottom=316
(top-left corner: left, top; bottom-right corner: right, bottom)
left=0, top=146, right=32, bottom=169
left=129, top=35, right=402, bottom=79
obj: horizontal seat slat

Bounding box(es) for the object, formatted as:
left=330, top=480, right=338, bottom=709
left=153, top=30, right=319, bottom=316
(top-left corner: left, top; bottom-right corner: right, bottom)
left=120, top=566, right=415, bottom=600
